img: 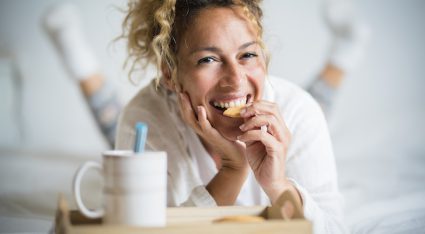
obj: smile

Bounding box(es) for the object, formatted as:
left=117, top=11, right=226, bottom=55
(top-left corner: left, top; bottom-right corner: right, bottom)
left=210, top=94, right=251, bottom=111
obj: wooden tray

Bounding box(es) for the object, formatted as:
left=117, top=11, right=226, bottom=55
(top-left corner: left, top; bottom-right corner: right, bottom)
left=55, top=192, right=312, bottom=234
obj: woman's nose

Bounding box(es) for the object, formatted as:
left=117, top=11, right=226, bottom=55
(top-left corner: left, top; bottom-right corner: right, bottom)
left=220, top=61, right=244, bottom=88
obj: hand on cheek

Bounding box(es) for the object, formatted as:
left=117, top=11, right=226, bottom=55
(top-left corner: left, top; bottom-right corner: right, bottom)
left=237, top=101, right=293, bottom=202
left=177, top=92, right=247, bottom=170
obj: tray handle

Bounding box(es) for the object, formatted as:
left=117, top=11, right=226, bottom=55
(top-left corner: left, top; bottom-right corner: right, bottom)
left=267, top=190, right=304, bottom=220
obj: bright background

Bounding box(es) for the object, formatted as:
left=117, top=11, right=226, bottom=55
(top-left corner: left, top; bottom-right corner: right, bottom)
left=1, top=0, right=425, bottom=233
left=1, top=0, right=424, bottom=153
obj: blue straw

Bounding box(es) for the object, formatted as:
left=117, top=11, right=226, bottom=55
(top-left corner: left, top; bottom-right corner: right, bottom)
left=134, top=122, right=148, bottom=153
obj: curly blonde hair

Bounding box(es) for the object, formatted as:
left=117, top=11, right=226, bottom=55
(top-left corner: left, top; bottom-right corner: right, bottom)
left=121, top=0, right=268, bottom=86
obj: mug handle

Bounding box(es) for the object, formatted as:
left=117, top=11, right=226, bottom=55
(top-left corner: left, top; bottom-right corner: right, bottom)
left=72, top=161, right=104, bottom=219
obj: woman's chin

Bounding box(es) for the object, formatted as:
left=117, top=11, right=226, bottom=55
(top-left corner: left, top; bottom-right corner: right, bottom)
left=218, top=127, right=243, bottom=142
left=208, top=113, right=244, bottom=141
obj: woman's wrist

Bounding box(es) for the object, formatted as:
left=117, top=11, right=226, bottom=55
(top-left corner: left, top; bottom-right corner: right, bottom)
left=220, top=158, right=248, bottom=172
left=206, top=166, right=249, bottom=205
left=265, top=179, right=303, bottom=206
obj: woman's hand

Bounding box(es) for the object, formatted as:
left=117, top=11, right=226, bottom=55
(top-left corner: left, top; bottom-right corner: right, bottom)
left=178, top=92, right=250, bottom=205
left=237, top=100, right=293, bottom=203
left=177, top=92, right=248, bottom=171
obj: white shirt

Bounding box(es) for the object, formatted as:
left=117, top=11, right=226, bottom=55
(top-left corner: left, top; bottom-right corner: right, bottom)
left=116, top=75, right=347, bottom=233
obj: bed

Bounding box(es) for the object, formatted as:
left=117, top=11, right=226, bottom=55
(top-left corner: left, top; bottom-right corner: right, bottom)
left=1, top=74, right=425, bottom=233
left=1, top=115, right=425, bottom=234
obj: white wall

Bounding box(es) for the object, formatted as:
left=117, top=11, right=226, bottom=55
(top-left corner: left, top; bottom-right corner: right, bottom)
left=1, top=0, right=424, bottom=156
left=0, top=0, right=132, bottom=152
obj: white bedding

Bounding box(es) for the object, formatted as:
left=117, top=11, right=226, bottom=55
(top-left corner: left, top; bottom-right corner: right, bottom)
left=2, top=69, right=425, bottom=234
left=1, top=137, right=425, bottom=233
left=327, top=71, right=425, bottom=233
left=337, top=150, right=425, bottom=233
left=0, top=149, right=102, bottom=233
left=2, top=78, right=425, bottom=233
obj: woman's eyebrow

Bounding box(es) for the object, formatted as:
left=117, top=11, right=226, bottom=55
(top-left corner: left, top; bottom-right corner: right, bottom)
left=189, top=46, right=221, bottom=55
left=189, top=41, right=257, bottom=55
left=239, top=41, right=257, bottom=50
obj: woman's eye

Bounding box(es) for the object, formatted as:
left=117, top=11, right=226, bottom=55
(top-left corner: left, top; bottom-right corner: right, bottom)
left=241, top=52, right=258, bottom=59
left=197, top=57, right=216, bottom=65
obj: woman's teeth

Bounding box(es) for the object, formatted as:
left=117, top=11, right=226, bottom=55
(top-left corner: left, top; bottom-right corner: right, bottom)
left=213, top=97, right=247, bottom=109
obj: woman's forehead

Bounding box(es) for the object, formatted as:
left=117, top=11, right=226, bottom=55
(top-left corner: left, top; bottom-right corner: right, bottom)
left=179, top=7, right=258, bottom=52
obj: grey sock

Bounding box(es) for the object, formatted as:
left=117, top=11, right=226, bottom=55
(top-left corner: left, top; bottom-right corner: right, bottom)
left=306, top=78, right=337, bottom=118
left=88, top=81, right=122, bottom=148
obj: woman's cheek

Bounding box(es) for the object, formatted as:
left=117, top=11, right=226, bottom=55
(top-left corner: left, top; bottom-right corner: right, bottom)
left=245, top=66, right=265, bottom=99
left=186, top=81, right=211, bottom=107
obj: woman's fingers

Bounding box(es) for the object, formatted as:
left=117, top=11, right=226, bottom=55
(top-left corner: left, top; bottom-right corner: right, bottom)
left=197, top=105, right=222, bottom=139
left=179, top=93, right=211, bottom=136
left=178, top=92, right=200, bottom=131
left=178, top=92, right=222, bottom=140
left=240, top=100, right=290, bottom=145
left=241, top=100, right=283, bottom=122
left=240, top=115, right=284, bottom=142
left=237, top=129, right=282, bottom=155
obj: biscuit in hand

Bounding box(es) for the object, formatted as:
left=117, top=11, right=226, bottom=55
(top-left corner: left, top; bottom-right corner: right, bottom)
left=223, top=106, right=245, bottom=118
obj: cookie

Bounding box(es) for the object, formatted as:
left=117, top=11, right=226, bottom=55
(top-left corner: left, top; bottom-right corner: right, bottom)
left=213, top=215, right=265, bottom=223
left=223, top=106, right=245, bottom=118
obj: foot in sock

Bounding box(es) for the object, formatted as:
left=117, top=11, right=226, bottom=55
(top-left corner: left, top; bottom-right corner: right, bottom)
left=42, top=3, right=99, bottom=80
left=323, top=0, right=371, bottom=73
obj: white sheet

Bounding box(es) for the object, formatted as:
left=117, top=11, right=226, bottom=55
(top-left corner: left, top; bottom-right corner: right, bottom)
left=337, top=150, right=425, bottom=233
left=0, top=149, right=102, bottom=233
left=1, top=144, right=425, bottom=233
left=1, top=77, right=425, bottom=232
left=327, top=69, right=425, bottom=233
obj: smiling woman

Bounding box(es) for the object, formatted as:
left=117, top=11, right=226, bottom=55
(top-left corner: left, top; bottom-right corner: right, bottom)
left=173, top=6, right=265, bottom=142
left=116, top=1, right=346, bottom=233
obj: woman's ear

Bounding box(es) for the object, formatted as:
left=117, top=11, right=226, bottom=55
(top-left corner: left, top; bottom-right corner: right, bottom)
left=161, top=63, right=175, bottom=91
left=161, top=63, right=182, bottom=92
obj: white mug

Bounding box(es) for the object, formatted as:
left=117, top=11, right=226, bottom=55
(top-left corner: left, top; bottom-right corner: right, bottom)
left=72, top=150, right=167, bottom=226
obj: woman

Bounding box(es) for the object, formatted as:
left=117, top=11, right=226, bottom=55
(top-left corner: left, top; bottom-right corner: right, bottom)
left=115, top=0, right=347, bottom=233
left=43, top=1, right=369, bottom=148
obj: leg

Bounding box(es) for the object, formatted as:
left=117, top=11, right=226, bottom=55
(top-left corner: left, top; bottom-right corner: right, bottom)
left=307, top=0, right=370, bottom=117
left=42, top=3, right=122, bottom=148
left=83, top=74, right=121, bottom=148
left=307, top=64, right=344, bottom=116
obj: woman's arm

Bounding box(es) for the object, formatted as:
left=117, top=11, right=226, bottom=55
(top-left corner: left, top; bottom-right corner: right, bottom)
left=177, top=93, right=250, bottom=206
left=284, top=90, right=347, bottom=234
left=237, top=79, right=347, bottom=233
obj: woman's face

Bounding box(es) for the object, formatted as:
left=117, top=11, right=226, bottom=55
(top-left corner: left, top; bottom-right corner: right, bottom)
left=176, top=6, right=266, bottom=141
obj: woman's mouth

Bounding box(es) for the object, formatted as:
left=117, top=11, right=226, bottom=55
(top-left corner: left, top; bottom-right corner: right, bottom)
left=210, top=94, right=252, bottom=113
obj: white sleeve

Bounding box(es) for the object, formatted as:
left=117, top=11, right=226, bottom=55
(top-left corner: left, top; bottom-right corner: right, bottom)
left=284, top=91, right=348, bottom=234
left=179, top=185, right=217, bottom=207
left=287, top=179, right=348, bottom=234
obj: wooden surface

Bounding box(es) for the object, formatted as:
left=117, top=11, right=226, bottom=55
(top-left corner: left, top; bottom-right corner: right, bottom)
left=55, top=194, right=312, bottom=234
left=68, top=221, right=310, bottom=234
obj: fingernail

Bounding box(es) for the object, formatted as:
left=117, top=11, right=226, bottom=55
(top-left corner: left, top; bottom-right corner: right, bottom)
left=239, top=124, right=245, bottom=130
left=240, top=108, right=246, bottom=115
left=197, top=106, right=202, bottom=114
